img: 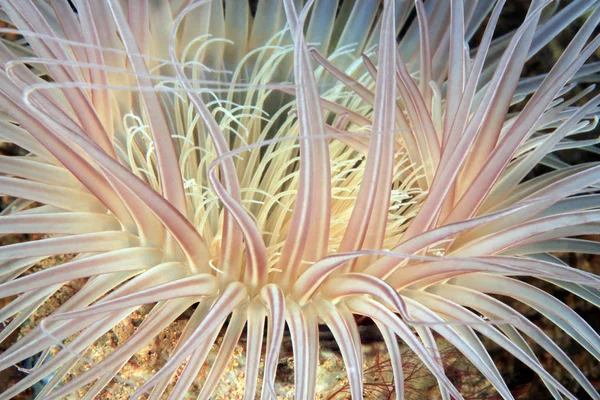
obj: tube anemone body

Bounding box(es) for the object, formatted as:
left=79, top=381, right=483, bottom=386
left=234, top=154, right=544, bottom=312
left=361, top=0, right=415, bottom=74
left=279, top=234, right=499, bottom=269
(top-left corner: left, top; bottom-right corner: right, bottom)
left=0, top=0, right=600, bottom=399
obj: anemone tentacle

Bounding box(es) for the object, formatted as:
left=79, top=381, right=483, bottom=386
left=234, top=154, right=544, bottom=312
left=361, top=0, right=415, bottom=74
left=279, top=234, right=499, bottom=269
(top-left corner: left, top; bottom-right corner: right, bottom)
left=1, top=1, right=600, bottom=399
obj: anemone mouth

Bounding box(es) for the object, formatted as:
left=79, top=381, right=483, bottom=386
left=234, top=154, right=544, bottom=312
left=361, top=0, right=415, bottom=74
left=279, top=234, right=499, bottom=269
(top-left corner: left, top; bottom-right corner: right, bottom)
left=1, top=1, right=600, bottom=399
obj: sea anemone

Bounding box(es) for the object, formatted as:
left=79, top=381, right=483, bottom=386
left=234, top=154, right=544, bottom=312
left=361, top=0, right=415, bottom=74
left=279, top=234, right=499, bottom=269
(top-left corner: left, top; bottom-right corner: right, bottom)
left=1, top=0, right=600, bottom=398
